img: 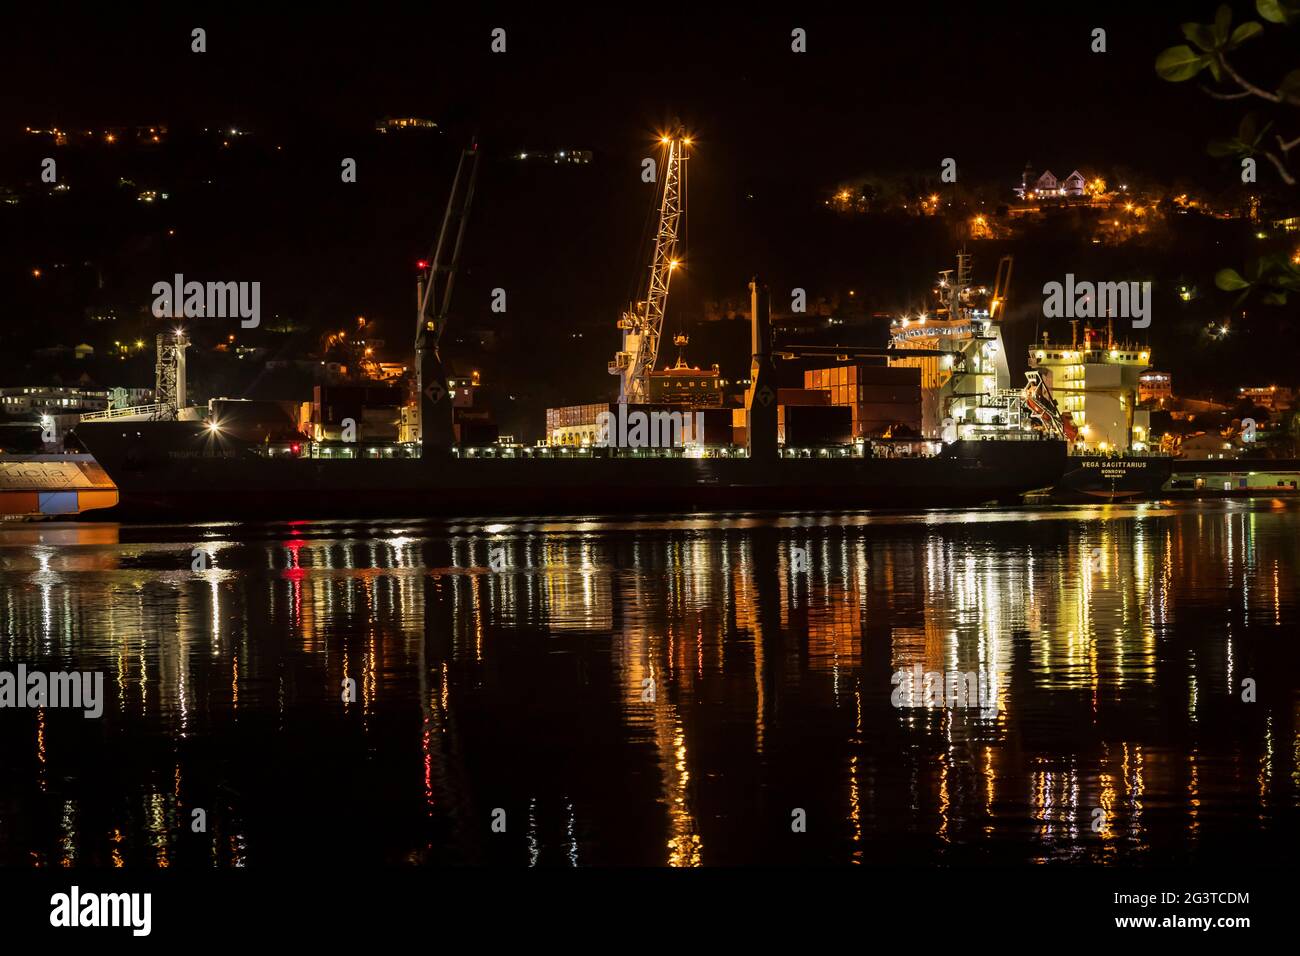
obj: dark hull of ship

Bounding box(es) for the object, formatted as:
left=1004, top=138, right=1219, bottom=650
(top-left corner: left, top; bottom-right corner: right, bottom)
left=1051, top=454, right=1173, bottom=502
left=72, top=421, right=1068, bottom=521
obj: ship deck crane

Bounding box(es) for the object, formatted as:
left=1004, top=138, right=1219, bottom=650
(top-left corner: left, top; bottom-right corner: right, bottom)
left=990, top=254, right=1013, bottom=322
left=609, top=127, right=690, bottom=404
left=415, top=142, right=480, bottom=454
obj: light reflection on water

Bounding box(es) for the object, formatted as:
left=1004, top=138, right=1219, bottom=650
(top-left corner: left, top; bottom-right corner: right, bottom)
left=0, top=500, right=1296, bottom=866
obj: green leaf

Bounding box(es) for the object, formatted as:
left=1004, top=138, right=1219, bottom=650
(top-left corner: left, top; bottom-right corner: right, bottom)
left=1156, top=45, right=1210, bottom=81
left=1256, top=0, right=1293, bottom=24
left=1228, top=21, right=1264, bottom=47
left=1260, top=253, right=1286, bottom=270
left=1256, top=0, right=1283, bottom=22
left=1261, top=291, right=1288, bottom=305
left=1207, top=138, right=1246, bottom=157
left=1182, top=21, right=1220, bottom=49
left=1239, top=112, right=1259, bottom=143
left=1242, top=118, right=1274, bottom=148
left=1214, top=4, right=1233, bottom=42
left=1280, top=69, right=1300, bottom=97
left=1215, top=268, right=1251, bottom=291
left=1207, top=56, right=1225, bottom=83
left=1273, top=264, right=1300, bottom=290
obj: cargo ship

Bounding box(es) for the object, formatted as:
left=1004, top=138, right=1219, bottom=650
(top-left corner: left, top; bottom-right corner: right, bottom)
left=73, top=281, right=1066, bottom=521
left=70, top=424, right=1066, bottom=521
left=70, top=144, right=1066, bottom=521
left=1051, top=452, right=1173, bottom=501
left=881, top=252, right=1170, bottom=502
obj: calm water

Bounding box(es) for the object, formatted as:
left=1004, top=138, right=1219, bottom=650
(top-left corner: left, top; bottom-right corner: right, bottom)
left=0, top=501, right=1296, bottom=867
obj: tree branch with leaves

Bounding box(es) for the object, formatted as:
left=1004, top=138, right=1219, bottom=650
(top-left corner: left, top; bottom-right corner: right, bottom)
left=1157, top=1, right=1300, bottom=184
left=1157, top=1, right=1300, bottom=303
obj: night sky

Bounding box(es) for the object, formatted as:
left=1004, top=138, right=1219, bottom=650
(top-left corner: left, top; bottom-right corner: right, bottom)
left=3, top=6, right=1223, bottom=173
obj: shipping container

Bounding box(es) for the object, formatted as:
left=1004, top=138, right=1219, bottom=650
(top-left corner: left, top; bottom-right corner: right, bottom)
left=778, top=404, right=853, bottom=446
left=856, top=384, right=922, bottom=404
left=313, top=385, right=405, bottom=424
left=777, top=388, right=831, bottom=406
left=696, top=407, right=734, bottom=445
left=805, top=364, right=919, bottom=390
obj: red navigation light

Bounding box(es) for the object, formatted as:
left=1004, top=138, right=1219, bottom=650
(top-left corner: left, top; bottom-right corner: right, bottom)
left=416, top=259, right=430, bottom=271
left=290, top=442, right=301, bottom=456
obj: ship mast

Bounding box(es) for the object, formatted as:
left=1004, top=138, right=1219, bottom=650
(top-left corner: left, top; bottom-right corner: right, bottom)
left=609, top=127, right=690, bottom=404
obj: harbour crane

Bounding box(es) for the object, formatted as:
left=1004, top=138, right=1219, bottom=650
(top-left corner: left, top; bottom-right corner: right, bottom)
left=415, top=141, right=480, bottom=454
left=608, top=127, right=690, bottom=404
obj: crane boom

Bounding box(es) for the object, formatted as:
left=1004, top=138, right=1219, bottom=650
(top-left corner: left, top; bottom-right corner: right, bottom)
left=415, top=142, right=480, bottom=453
left=609, top=128, right=689, bottom=404
left=990, top=254, right=1013, bottom=321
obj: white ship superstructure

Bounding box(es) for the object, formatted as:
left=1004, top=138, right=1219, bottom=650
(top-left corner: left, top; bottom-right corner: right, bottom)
left=1027, top=321, right=1152, bottom=453
left=889, top=252, right=1025, bottom=440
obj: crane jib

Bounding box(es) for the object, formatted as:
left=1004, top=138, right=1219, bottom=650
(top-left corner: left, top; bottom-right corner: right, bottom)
left=613, top=129, right=689, bottom=404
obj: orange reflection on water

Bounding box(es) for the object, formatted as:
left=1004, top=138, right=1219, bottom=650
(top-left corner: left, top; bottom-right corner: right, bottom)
left=0, top=501, right=1294, bottom=866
